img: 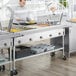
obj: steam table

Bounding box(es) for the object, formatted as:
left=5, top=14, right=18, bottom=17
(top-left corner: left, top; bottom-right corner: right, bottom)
left=11, top=25, right=71, bottom=76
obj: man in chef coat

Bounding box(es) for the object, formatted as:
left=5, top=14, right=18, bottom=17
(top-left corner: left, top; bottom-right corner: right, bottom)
left=11, top=0, right=35, bottom=25
left=13, top=0, right=26, bottom=23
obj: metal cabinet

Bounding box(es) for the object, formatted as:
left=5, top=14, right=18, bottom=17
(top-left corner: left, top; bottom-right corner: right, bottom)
left=69, top=25, right=76, bottom=54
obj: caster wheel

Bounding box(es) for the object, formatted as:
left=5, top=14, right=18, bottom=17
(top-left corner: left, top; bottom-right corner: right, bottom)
left=50, top=52, right=55, bottom=57
left=10, top=71, right=13, bottom=76
left=2, top=65, right=5, bottom=72
left=63, top=56, right=67, bottom=60
left=0, top=66, right=1, bottom=71
left=10, top=70, right=18, bottom=76
left=0, top=65, right=5, bottom=72
left=13, top=70, right=18, bottom=75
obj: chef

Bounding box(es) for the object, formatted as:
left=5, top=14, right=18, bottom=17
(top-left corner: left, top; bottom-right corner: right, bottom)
left=13, top=0, right=27, bottom=24
left=12, top=0, right=35, bottom=25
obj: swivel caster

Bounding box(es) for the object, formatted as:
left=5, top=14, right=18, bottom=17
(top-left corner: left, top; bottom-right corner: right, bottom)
left=0, top=65, right=5, bottom=72
left=2, top=65, right=5, bottom=72
left=50, top=52, right=55, bottom=57
left=63, top=56, right=67, bottom=60
left=13, top=70, right=18, bottom=75
left=10, top=69, right=18, bottom=76
left=10, top=71, right=13, bottom=76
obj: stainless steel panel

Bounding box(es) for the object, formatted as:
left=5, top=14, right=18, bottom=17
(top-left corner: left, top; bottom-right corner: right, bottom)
left=0, top=39, right=12, bottom=49
left=15, top=29, right=64, bottom=46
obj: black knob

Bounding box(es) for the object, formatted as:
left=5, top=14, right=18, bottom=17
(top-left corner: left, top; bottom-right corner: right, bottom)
left=49, top=34, right=52, bottom=37
left=40, top=36, right=43, bottom=39
left=18, top=40, right=21, bottom=43
left=29, top=38, right=32, bottom=41
left=59, top=32, right=61, bottom=35
left=22, top=35, right=24, bottom=36
left=4, top=43, right=7, bottom=46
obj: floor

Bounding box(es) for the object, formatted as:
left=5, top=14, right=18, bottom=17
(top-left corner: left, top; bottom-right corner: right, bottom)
left=1, top=52, right=76, bottom=76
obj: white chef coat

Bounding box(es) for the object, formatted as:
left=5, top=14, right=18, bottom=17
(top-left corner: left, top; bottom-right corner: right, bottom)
left=9, top=5, right=36, bottom=24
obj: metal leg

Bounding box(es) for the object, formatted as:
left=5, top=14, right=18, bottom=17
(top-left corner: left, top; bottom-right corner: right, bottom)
left=62, top=31, right=67, bottom=60
left=49, top=38, right=55, bottom=58
left=9, top=42, right=14, bottom=76
left=0, top=49, right=6, bottom=72
left=68, top=51, right=71, bottom=58
left=10, top=38, right=18, bottom=76
left=62, top=34, right=65, bottom=56
left=10, top=42, right=13, bottom=71
left=13, top=41, right=16, bottom=70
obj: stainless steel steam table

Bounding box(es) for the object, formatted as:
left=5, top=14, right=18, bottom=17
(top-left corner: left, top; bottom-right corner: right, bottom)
left=10, top=24, right=71, bottom=76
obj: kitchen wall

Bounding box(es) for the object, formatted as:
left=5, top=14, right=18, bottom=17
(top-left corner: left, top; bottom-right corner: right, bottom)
left=68, top=0, right=76, bottom=18
left=72, top=0, right=76, bottom=18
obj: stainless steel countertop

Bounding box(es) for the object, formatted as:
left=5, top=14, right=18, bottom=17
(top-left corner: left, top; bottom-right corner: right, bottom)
left=14, top=24, right=71, bottom=36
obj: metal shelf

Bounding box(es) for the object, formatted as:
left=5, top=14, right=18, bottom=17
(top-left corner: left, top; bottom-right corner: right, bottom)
left=0, top=58, right=11, bottom=66
left=15, top=45, right=63, bottom=61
